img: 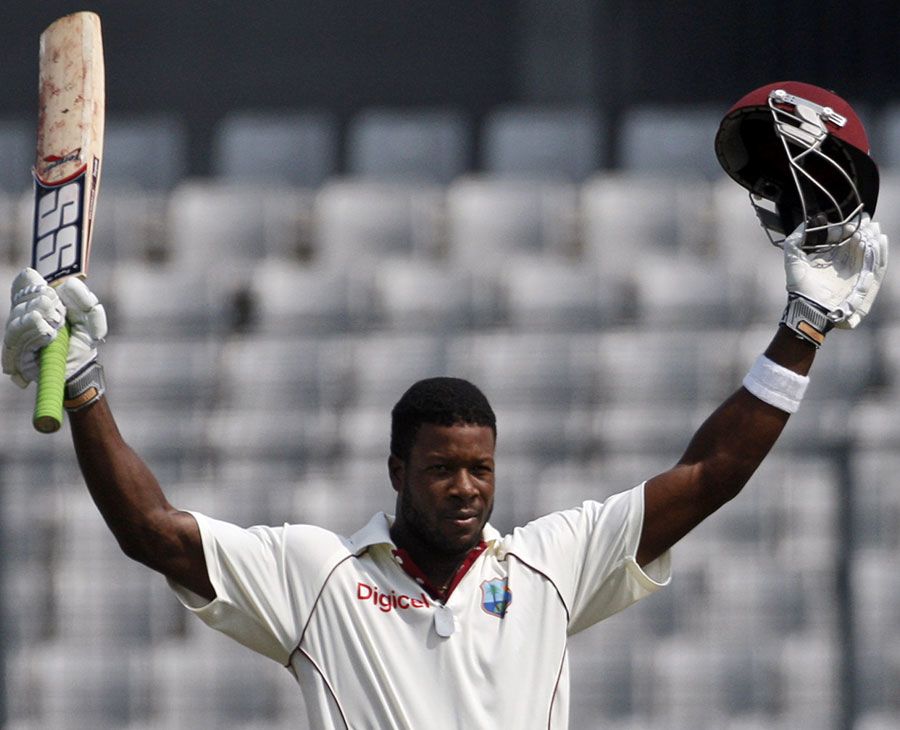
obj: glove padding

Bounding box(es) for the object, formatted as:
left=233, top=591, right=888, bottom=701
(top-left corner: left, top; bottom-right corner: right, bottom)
left=2, top=268, right=107, bottom=388
left=784, top=214, right=888, bottom=330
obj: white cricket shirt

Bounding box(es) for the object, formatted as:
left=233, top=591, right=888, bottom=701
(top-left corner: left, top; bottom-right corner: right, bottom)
left=169, top=482, right=670, bottom=729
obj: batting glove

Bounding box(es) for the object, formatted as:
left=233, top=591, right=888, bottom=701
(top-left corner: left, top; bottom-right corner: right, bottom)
left=782, top=214, right=888, bottom=347
left=2, top=268, right=107, bottom=388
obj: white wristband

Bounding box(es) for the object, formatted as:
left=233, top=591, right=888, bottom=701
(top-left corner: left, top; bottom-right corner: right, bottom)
left=742, top=354, right=809, bottom=413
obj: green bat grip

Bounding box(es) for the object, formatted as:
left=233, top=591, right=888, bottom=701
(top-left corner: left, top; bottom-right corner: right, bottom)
left=33, top=321, right=70, bottom=433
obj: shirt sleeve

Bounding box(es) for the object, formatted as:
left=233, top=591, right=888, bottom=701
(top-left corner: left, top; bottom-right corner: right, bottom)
left=504, top=483, right=671, bottom=634
left=167, top=511, right=349, bottom=665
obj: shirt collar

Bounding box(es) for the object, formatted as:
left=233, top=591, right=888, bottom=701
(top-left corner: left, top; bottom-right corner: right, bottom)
left=347, top=512, right=502, bottom=556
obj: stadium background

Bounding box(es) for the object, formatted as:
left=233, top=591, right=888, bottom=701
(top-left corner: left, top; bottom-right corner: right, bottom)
left=1, top=1, right=899, bottom=728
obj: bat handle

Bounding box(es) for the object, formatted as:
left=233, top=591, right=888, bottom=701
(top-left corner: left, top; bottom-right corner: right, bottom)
left=32, top=322, right=70, bottom=433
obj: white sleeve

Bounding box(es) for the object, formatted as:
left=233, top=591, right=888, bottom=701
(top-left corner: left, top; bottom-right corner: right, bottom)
left=167, top=511, right=349, bottom=665
left=505, top=483, right=671, bottom=634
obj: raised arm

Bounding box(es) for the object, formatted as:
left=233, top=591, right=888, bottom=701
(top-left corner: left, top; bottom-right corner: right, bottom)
left=637, top=216, right=888, bottom=566
left=69, top=395, right=214, bottom=600
left=2, top=269, right=213, bottom=600
left=637, top=328, right=812, bottom=565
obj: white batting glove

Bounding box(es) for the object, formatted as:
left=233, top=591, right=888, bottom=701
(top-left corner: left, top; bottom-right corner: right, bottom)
left=782, top=214, right=888, bottom=347
left=2, top=268, right=107, bottom=388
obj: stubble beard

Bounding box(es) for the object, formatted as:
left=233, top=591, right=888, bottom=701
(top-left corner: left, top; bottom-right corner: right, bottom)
left=397, top=481, right=491, bottom=558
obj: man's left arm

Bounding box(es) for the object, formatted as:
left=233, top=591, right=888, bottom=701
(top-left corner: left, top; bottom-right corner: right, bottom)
left=637, top=216, right=888, bottom=566
left=638, top=327, right=811, bottom=565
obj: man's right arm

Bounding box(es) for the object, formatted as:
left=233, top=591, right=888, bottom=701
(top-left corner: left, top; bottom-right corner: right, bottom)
left=69, top=394, right=215, bottom=601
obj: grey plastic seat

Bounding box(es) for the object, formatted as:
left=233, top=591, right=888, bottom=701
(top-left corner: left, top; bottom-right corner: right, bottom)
left=446, top=175, right=579, bottom=266
left=481, top=106, right=605, bottom=181
left=103, top=114, right=188, bottom=189
left=213, top=110, right=338, bottom=187
left=619, top=105, right=724, bottom=179
left=347, top=107, right=469, bottom=183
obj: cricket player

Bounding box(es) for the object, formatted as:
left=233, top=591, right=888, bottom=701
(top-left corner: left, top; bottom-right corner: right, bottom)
left=1, top=82, right=888, bottom=728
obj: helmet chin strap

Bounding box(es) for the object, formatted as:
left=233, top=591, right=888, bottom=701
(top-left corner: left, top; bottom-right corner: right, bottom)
left=752, top=89, right=864, bottom=250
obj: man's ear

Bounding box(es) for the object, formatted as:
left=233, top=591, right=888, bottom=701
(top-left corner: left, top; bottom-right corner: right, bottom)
left=388, top=454, right=404, bottom=493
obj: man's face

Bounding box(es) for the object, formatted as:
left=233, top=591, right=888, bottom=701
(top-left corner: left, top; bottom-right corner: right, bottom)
left=389, top=422, right=496, bottom=559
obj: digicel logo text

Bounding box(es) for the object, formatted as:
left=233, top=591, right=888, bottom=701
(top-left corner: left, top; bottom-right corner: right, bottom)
left=357, top=583, right=431, bottom=613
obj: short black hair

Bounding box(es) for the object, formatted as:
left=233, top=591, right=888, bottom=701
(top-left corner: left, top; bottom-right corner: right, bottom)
left=390, top=377, right=497, bottom=462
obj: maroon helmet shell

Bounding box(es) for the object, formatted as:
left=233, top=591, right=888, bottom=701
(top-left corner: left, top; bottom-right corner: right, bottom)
left=715, top=81, right=879, bottom=241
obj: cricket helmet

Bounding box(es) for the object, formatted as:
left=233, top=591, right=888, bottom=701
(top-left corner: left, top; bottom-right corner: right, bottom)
left=715, top=81, right=879, bottom=249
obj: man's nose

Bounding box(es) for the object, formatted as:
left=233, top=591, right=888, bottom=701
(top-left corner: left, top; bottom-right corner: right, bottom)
left=449, top=469, right=478, bottom=497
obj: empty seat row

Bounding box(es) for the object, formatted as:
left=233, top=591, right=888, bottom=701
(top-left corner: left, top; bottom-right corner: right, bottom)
left=50, top=327, right=885, bottom=411
left=6, top=99, right=900, bottom=193
left=0, top=105, right=725, bottom=194
left=4, top=172, right=899, bottom=318
left=5, top=635, right=305, bottom=730
left=3, top=174, right=899, bottom=333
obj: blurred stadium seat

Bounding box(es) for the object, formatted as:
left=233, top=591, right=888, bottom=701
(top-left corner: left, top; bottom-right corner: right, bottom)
left=371, top=259, right=487, bottom=331
left=0, top=192, right=30, bottom=268
left=852, top=548, right=900, bottom=720
left=641, top=635, right=741, bottom=725
left=446, top=175, right=580, bottom=266
left=446, top=331, right=600, bottom=409
left=500, top=255, right=624, bottom=329
left=566, top=628, right=637, bottom=722
left=346, top=107, right=470, bottom=183
left=343, top=332, right=448, bottom=408
left=212, top=110, right=338, bottom=187
left=246, top=259, right=366, bottom=334
left=151, top=635, right=286, bottom=729
left=207, top=405, right=340, bottom=464
left=287, top=458, right=397, bottom=535
left=8, top=643, right=152, bottom=729
left=110, top=407, right=213, bottom=483
left=778, top=632, right=842, bottom=726
left=337, top=405, right=391, bottom=459
left=167, top=181, right=317, bottom=279
left=109, top=262, right=228, bottom=335
left=0, top=118, right=33, bottom=193
left=217, top=334, right=333, bottom=411
left=710, top=177, right=788, bottom=324
left=102, top=335, right=220, bottom=408
left=877, top=103, right=900, bottom=169
left=595, top=328, right=739, bottom=404
left=591, top=402, right=705, bottom=457
left=856, top=711, right=900, bottom=730
left=852, top=448, right=900, bottom=551
left=103, top=114, right=188, bottom=190
left=489, top=405, right=594, bottom=461
left=89, top=190, right=171, bottom=268
left=53, top=489, right=182, bottom=645
left=580, top=173, right=716, bottom=281
left=313, top=179, right=445, bottom=266
left=632, top=256, right=747, bottom=325
left=480, top=106, right=606, bottom=180
left=618, top=104, right=724, bottom=179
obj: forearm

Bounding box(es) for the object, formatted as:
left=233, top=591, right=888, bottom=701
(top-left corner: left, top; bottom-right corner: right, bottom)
left=680, top=326, right=815, bottom=501
left=69, top=395, right=178, bottom=567
left=639, top=327, right=816, bottom=564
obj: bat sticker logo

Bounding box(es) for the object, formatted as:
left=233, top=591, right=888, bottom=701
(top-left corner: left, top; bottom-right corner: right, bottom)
left=32, top=172, right=84, bottom=282
left=39, top=147, right=82, bottom=175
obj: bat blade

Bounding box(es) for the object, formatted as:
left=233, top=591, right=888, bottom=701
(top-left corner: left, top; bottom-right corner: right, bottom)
left=31, top=11, right=105, bottom=433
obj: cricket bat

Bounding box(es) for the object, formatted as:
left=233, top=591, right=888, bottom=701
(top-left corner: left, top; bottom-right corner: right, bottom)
left=31, top=12, right=105, bottom=433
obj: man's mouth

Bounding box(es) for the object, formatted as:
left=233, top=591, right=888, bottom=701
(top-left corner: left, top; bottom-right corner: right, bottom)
left=445, top=511, right=479, bottom=528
